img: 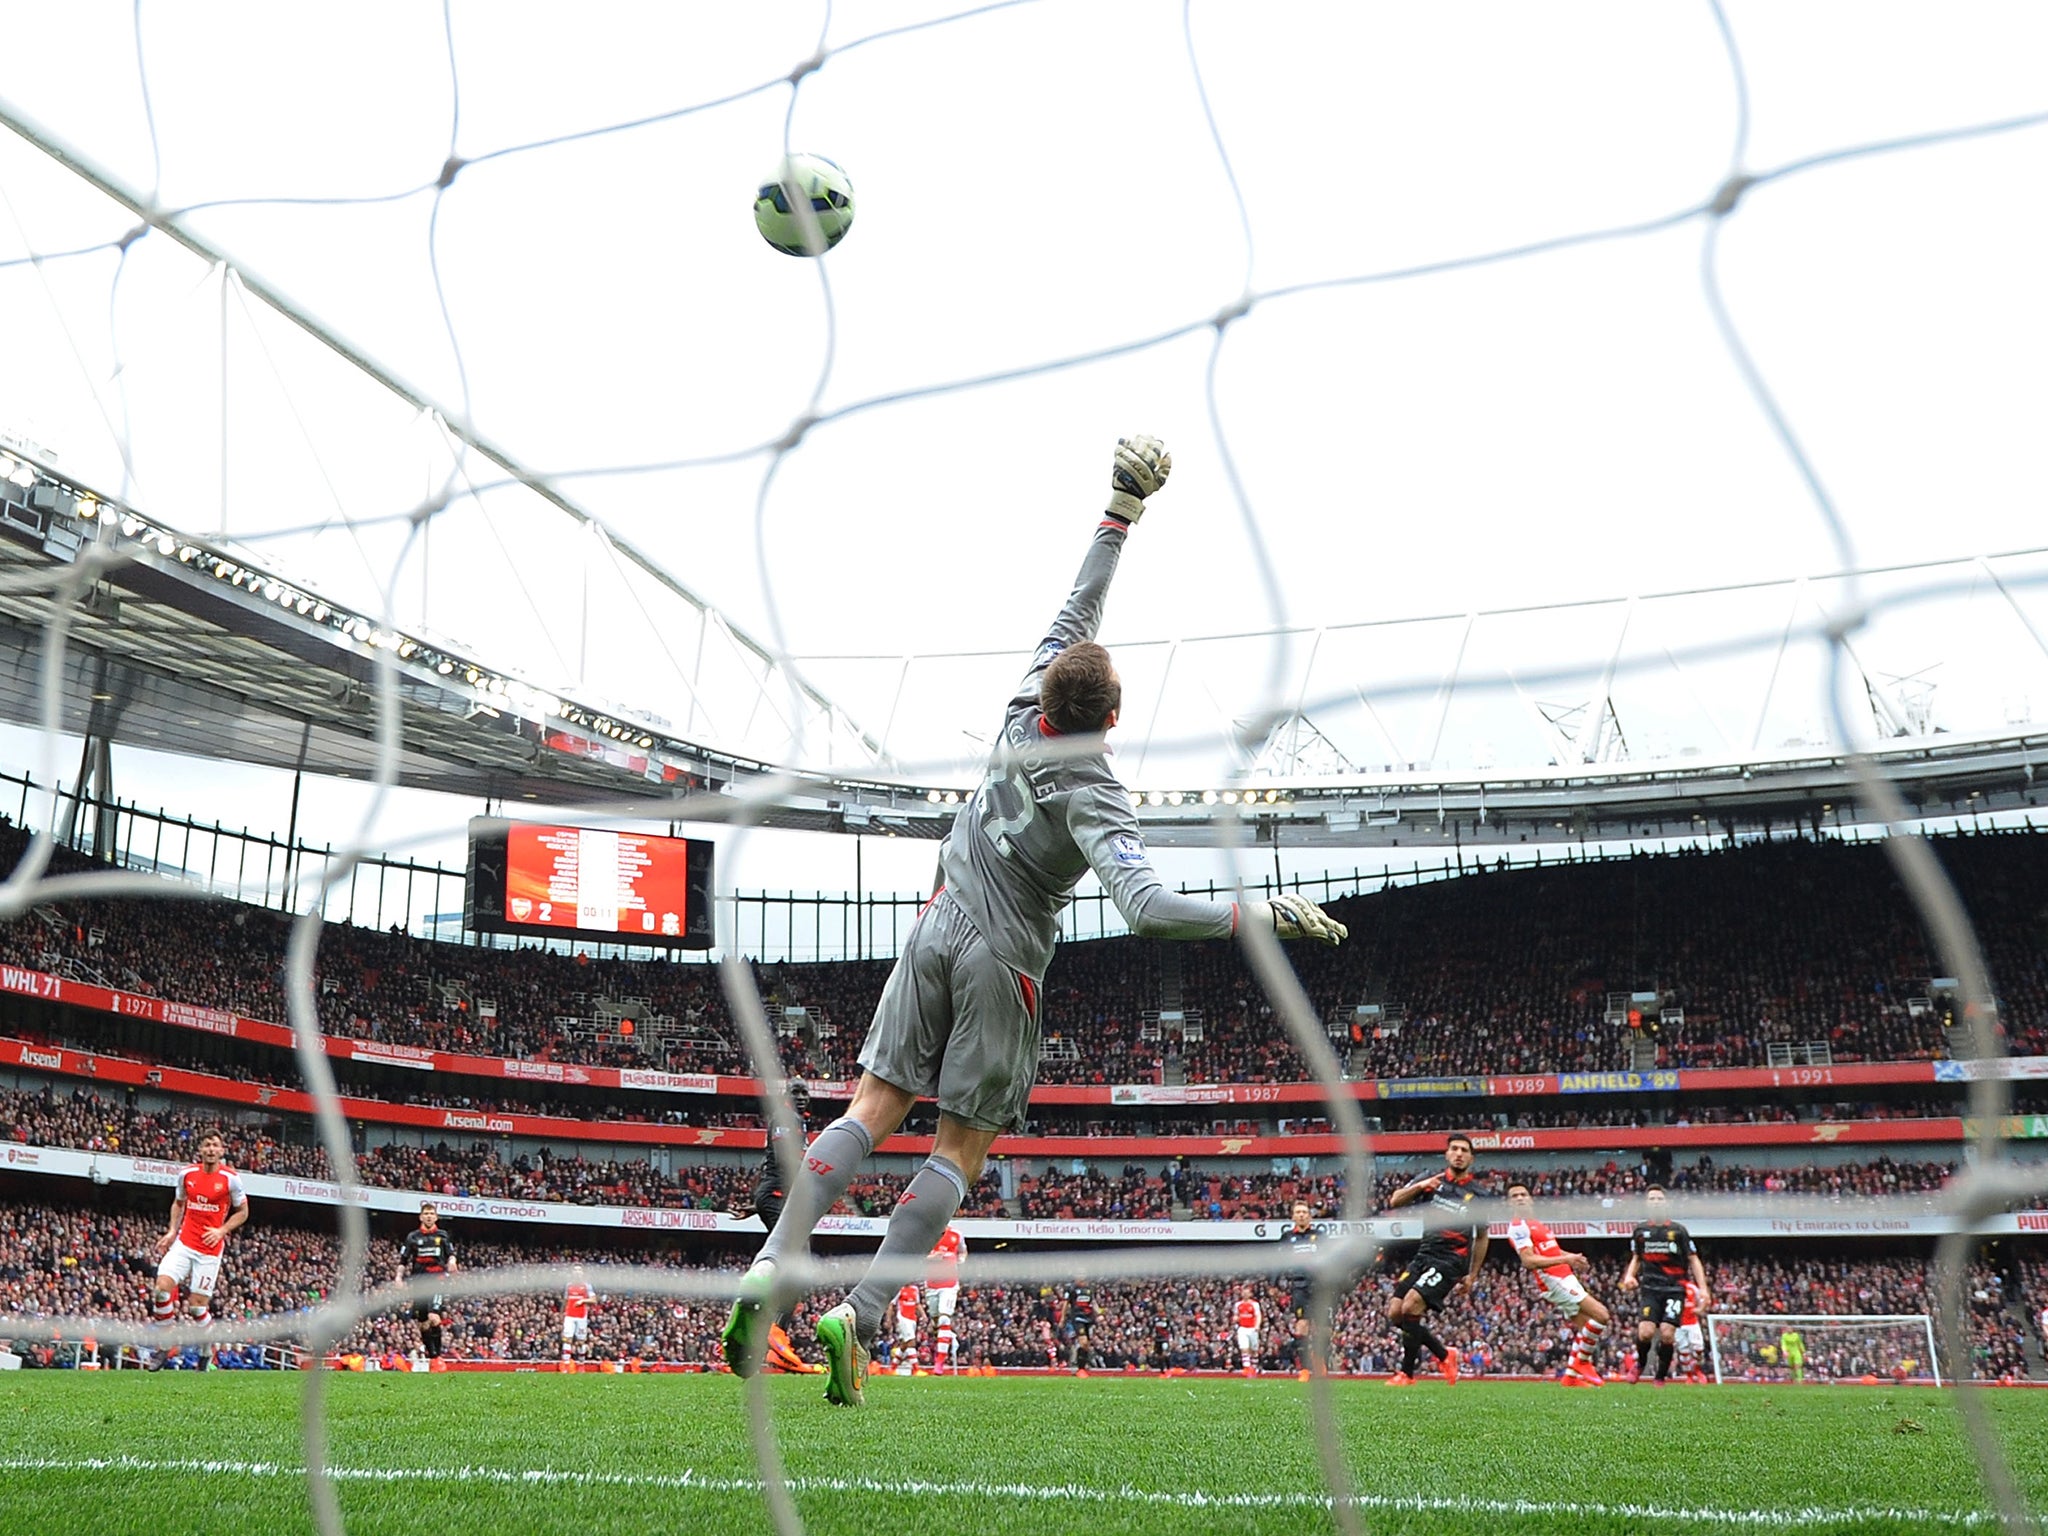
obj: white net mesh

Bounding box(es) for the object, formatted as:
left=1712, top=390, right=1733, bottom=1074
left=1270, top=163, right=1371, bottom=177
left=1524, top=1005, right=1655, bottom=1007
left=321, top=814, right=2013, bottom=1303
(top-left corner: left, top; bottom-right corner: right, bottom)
left=0, top=5, right=2045, bottom=1534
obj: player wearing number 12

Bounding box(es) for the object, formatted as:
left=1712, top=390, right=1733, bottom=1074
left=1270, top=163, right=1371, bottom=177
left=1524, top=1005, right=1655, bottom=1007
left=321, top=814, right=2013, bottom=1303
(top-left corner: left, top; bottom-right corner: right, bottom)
left=150, top=1128, right=249, bottom=1366
left=723, top=435, right=1350, bottom=1406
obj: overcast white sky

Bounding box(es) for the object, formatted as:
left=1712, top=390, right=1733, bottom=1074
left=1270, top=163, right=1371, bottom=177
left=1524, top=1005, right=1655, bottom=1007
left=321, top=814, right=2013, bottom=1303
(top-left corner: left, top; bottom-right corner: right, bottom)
left=1, top=1, right=2045, bottom=908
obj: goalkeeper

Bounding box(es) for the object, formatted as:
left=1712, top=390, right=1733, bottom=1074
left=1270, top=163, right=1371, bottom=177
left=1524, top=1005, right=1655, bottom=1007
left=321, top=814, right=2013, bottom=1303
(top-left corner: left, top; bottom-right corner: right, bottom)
left=1780, top=1327, right=1806, bottom=1384
left=724, top=434, right=1350, bottom=1406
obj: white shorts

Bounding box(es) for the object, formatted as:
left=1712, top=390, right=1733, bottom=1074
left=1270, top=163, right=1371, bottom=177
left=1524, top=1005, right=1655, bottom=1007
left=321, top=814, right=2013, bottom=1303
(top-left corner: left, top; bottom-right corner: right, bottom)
left=1235, top=1325, right=1260, bottom=1356
left=896, top=1313, right=918, bottom=1343
left=1676, top=1323, right=1704, bottom=1354
left=1539, top=1270, right=1589, bottom=1318
left=926, top=1284, right=958, bottom=1319
left=158, top=1239, right=223, bottom=1298
left=561, top=1316, right=589, bottom=1342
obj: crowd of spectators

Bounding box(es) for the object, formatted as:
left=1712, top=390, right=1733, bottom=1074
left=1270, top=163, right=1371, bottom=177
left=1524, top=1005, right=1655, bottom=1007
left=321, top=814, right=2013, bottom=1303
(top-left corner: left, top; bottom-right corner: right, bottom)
left=2, top=1196, right=2037, bottom=1381
left=0, top=1084, right=1019, bottom=1218
left=1014, top=1164, right=1175, bottom=1220
left=4, top=1082, right=1999, bottom=1226
left=17, top=1011, right=2033, bottom=1142
left=11, top=1010, right=2041, bottom=1159
left=9, top=824, right=2048, bottom=1092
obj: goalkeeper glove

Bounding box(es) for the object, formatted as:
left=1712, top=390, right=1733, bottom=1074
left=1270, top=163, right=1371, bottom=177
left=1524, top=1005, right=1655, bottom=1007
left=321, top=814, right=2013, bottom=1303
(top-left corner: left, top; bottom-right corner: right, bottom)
left=1254, top=893, right=1349, bottom=947
left=1107, top=434, right=1171, bottom=524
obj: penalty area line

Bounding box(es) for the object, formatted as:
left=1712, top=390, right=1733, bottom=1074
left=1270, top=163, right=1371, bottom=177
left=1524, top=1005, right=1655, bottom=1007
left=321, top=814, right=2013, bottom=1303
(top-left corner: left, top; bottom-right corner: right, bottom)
left=0, top=1453, right=2000, bottom=1528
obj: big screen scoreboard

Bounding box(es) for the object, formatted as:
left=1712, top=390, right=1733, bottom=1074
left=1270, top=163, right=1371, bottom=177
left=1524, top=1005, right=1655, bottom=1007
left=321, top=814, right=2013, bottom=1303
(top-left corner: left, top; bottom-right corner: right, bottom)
left=466, top=818, right=714, bottom=949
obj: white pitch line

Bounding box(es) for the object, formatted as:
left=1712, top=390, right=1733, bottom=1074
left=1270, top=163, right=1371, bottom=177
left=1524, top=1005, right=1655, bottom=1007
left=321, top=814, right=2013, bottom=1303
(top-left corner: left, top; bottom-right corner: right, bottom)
left=0, top=1454, right=2004, bottom=1529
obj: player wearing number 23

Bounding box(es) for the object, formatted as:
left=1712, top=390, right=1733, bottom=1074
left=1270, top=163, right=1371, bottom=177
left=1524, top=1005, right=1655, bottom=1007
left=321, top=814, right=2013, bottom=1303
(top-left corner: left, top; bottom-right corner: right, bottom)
left=724, top=436, right=1350, bottom=1406
left=1383, top=1133, right=1488, bottom=1385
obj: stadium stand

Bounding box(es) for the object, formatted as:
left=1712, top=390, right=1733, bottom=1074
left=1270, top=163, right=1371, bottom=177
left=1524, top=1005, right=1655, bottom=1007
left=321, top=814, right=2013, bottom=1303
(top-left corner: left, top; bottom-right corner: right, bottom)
left=9, top=824, right=2048, bottom=1089
left=3, top=820, right=2044, bottom=1387
left=0, top=1194, right=2034, bottom=1381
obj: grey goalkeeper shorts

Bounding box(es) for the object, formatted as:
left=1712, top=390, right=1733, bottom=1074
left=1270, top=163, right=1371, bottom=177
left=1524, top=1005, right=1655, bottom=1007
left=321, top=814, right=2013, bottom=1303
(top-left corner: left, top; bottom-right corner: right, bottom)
left=857, top=890, right=1043, bottom=1134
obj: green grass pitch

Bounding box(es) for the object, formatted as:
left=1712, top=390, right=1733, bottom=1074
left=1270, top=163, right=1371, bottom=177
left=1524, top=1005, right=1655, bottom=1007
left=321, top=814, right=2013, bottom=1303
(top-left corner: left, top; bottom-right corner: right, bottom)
left=3, top=1373, right=2045, bottom=1535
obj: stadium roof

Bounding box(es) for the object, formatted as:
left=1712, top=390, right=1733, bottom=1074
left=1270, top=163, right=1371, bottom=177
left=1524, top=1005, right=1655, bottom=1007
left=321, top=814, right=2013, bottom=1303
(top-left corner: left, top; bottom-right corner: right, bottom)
left=6, top=449, right=2046, bottom=849
left=1, top=8, right=2044, bottom=853
left=0, top=452, right=885, bottom=811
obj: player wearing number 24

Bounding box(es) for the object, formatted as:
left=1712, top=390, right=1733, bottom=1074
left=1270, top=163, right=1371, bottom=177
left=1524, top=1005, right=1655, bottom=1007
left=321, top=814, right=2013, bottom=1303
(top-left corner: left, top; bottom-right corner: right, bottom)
left=724, top=436, right=1349, bottom=1405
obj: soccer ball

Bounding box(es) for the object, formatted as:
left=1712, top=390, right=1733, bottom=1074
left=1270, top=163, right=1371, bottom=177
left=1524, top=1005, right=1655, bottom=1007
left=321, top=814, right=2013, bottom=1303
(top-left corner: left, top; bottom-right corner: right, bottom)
left=753, top=153, right=855, bottom=257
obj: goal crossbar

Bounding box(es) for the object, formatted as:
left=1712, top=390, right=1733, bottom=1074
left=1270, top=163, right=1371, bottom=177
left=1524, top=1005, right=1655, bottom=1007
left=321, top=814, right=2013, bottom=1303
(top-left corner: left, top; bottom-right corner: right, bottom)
left=1706, top=1313, right=1939, bottom=1387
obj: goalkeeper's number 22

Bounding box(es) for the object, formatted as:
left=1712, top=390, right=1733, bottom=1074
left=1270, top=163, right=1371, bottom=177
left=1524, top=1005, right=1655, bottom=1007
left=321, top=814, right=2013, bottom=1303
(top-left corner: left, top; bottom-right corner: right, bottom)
left=976, top=759, right=1037, bottom=857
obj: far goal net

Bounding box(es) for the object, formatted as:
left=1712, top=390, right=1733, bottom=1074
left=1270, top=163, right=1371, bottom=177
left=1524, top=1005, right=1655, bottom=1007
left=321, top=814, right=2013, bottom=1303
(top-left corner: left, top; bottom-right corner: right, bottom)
left=1706, top=1314, right=1940, bottom=1386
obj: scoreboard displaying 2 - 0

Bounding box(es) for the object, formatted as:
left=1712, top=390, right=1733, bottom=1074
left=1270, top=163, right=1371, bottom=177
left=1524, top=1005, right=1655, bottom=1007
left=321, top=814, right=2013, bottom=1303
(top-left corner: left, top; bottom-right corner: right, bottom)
left=466, top=818, right=714, bottom=949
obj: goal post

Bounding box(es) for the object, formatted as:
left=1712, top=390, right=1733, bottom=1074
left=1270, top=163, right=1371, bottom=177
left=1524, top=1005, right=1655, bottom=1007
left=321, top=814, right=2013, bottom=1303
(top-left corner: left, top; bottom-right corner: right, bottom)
left=1706, top=1313, right=1940, bottom=1387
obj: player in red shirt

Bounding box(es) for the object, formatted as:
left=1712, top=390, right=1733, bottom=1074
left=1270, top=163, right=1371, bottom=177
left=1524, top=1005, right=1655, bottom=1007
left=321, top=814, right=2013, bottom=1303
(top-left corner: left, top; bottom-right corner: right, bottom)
left=892, top=1283, right=921, bottom=1375
left=925, top=1225, right=966, bottom=1373
left=1504, top=1181, right=1612, bottom=1387
left=561, top=1266, right=594, bottom=1366
left=1675, top=1278, right=1708, bottom=1383
left=1233, top=1286, right=1264, bottom=1378
left=150, top=1130, right=249, bottom=1367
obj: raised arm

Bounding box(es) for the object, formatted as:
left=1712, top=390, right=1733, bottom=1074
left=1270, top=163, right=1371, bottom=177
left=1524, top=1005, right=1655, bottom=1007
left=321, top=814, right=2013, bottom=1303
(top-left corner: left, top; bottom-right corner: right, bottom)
left=1003, top=436, right=1171, bottom=718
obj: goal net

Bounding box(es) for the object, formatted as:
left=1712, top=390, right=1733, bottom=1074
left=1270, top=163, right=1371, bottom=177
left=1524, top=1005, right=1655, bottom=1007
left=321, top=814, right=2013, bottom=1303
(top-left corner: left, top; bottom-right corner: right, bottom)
left=1707, top=1314, right=1941, bottom=1387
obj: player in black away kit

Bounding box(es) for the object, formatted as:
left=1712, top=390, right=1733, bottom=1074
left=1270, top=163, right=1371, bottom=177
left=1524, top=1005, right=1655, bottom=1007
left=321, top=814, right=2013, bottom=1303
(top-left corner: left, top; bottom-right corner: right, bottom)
left=1278, top=1199, right=1322, bottom=1377
left=749, top=1081, right=811, bottom=1230
left=397, top=1202, right=458, bottom=1360
left=1384, top=1133, right=1487, bottom=1385
left=736, top=1082, right=817, bottom=1374
left=1620, top=1185, right=1711, bottom=1383
left=1149, top=1309, right=1174, bottom=1373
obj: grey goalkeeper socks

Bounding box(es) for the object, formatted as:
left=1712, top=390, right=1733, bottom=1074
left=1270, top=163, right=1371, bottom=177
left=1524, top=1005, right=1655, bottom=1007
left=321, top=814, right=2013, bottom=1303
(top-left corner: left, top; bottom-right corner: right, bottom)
left=845, top=1155, right=968, bottom=1339
left=757, top=1115, right=874, bottom=1269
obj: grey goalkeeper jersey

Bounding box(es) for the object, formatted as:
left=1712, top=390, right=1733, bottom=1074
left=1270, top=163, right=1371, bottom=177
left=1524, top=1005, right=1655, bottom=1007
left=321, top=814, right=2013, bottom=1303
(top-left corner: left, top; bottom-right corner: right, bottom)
left=936, top=517, right=1239, bottom=982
